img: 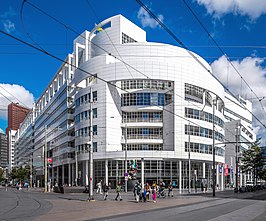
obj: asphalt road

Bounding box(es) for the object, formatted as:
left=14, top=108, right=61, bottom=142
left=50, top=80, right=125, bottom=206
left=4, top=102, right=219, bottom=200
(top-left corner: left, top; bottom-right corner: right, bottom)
left=98, top=198, right=266, bottom=221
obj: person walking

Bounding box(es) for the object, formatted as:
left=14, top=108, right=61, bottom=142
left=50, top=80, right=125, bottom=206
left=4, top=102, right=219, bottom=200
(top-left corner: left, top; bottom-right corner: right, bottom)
left=152, top=183, right=157, bottom=203
left=96, top=180, right=102, bottom=194
left=134, top=181, right=141, bottom=202
left=103, top=183, right=110, bottom=200
left=168, top=182, right=173, bottom=197
left=115, top=182, right=122, bottom=201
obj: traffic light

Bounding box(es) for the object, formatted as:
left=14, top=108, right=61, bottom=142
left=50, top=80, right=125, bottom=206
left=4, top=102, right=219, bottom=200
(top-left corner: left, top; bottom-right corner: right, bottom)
left=47, top=158, right=53, bottom=168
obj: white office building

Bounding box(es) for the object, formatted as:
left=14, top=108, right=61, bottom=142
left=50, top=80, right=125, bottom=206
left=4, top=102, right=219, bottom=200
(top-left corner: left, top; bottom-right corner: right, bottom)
left=14, top=15, right=256, bottom=190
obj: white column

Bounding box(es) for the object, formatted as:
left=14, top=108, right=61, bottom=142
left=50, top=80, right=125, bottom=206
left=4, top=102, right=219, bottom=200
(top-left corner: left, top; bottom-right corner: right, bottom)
left=141, top=158, right=144, bottom=189
left=203, top=162, right=206, bottom=178
left=72, top=163, right=75, bottom=185
left=62, top=165, right=65, bottom=185
left=221, top=164, right=224, bottom=190
left=179, top=160, right=182, bottom=194
left=68, top=163, right=71, bottom=186
left=56, top=166, right=59, bottom=184
left=85, top=160, right=89, bottom=186
left=52, top=167, right=54, bottom=185
left=105, top=160, right=108, bottom=185
left=216, top=164, right=219, bottom=189
left=240, top=171, right=243, bottom=187
left=244, top=173, right=247, bottom=186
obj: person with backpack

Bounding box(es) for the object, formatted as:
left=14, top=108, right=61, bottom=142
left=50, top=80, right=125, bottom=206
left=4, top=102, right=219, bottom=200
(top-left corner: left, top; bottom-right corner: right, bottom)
left=115, top=182, right=122, bottom=201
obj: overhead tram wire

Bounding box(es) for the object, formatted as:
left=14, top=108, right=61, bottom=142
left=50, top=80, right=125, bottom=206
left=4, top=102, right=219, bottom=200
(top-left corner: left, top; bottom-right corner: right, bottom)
left=21, top=0, right=208, bottom=118
left=135, top=0, right=266, bottom=130
left=15, top=1, right=250, bottom=141
left=19, top=0, right=261, bottom=140
left=181, top=0, right=266, bottom=120
left=85, top=0, right=135, bottom=79
left=0, top=85, right=30, bottom=108
left=0, top=28, right=216, bottom=134
left=20, top=0, right=45, bottom=51
left=21, top=0, right=150, bottom=79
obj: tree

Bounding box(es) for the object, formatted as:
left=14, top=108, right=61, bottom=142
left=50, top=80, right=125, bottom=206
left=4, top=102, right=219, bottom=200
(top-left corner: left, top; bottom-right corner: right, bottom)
left=9, top=166, right=30, bottom=182
left=0, top=168, right=4, bottom=182
left=241, top=140, right=264, bottom=185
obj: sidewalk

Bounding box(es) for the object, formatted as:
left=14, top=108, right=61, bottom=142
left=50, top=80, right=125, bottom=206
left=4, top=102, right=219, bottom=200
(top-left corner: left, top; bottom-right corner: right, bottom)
left=34, top=189, right=216, bottom=221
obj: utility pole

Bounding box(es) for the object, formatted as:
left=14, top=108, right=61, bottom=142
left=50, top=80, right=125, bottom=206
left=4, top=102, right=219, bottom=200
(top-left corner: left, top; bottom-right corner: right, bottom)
left=30, top=154, right=33, bottom=188
left=125, top=124, right=128, bottom=193
left=188, top=121, right=191, bottom=194
left=44, top=126, right=48, bottom=192
left=89, top=87, right=94, bottom=200
left=235, top=122, right=239, bottom=191
left=212, top=98, right=216, bottom=197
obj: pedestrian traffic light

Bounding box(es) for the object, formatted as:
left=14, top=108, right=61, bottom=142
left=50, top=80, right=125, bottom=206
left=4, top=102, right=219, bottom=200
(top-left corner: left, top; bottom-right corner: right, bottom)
left=47, top=158, right=53, bottom=168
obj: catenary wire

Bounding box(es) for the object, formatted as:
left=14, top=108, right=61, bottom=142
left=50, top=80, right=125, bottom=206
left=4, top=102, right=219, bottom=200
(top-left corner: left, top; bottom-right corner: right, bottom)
left=135, top=0, right=266, bottom=131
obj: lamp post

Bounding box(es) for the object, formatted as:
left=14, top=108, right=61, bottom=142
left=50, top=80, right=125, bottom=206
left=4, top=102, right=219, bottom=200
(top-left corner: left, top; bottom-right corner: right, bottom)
left=89, top=87, right=94, bottom=201
left=188, top=121, right=191, bottom=194
left=44, top=125, right=48, bottom=192
left=212, top=97, right=217, bottom=197
left=235, top=122, right=240, bottom=191
left=125, top=123, right=128, bottom=193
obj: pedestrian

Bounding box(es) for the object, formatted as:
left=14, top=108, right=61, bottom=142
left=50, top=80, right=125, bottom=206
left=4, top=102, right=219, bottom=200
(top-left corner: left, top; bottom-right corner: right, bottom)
left=96, top=180, right=102, bottom=194
left=103, top=183, right=110, bottom=200
left=142, top=188, right=147, bottom=202
left=152, top=183, right=157, bottom=203
left=134, top=181, right=141, bottom=202
left=115, top=182, right=122, bottom=201
left=145, top=183, right=151, bottom=201
left=168, top=182, right=173, bottom=197
left=201, top=183, right=204, bottom=192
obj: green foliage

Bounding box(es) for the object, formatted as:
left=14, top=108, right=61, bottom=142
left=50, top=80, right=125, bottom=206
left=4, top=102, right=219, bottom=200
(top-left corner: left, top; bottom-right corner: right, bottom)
left=241, top=140, right=264, bottom=185
left=0, top=168, right=4, bottom=182
left=9, top=166, right=30, bottom=182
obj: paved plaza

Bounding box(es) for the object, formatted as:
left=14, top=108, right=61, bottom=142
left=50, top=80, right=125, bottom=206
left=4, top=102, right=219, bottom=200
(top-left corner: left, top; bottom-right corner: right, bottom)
left=0, top=186, right=265, bottom=221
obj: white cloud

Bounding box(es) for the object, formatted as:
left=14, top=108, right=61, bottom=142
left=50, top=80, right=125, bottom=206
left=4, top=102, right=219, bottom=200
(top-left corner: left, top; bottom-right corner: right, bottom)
left=196, top=0, right=266, bottom=20
left=211, top=55, right=266, bottom=142
left=0, top=84, right=34, bottom=120
left=0, top=128, right=4, bottom=134
left=2, top=19, right=15, bottom=33
left=0, top=7, right=16, bottom=33
left=137, top=7, right=164, bottom=29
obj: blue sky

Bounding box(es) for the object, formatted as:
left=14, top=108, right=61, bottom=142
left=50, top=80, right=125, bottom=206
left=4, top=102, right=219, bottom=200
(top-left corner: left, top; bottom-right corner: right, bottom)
left=1, top=0, right=266, bottom=141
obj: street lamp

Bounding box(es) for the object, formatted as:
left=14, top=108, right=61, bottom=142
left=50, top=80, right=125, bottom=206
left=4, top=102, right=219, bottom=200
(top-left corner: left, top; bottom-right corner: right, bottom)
left=212, top=97, right=217, bottom=197
left=188, top=121, right=191, bottom=194
left=235, top=122, right=240, bottom=191
left=44, top=125, right=48, bottom=192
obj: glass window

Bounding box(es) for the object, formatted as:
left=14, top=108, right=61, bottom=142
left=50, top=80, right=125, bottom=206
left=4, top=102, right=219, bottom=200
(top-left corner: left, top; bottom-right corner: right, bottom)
left=92, top=108, right=97, bottom=118
left=93, top=91, right=97, bottom=102
left=93, top=142, right=97, bottom=152
left=93, top=125, right=97, bottom=135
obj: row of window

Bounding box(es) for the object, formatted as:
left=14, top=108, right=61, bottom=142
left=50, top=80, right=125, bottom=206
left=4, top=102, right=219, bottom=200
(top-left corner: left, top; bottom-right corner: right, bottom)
left=122, top=32, right=137, bottom=44
left=122, top=144, right=163, bottom=151
left=121, top=93, right=172, bottom=107
left=75, top=91, right=97, bottom=107
left=185, top=142, right=224, bottom=157
left=122, top=111, right=162, bottom=123
left=75, top=108, right=97, bottom=123
left=185, top=107, right=224, bottom=128
left=124, top=127, right=162, bottom=139
left=121, top=79, right=172, bottom=90
left=185, top=125, right=224, bottom=142
left=184, top=83, right=224, bottom=113
left=76, top=142, right=97, bottom=153
left=75, top=125, right=98, bottom=137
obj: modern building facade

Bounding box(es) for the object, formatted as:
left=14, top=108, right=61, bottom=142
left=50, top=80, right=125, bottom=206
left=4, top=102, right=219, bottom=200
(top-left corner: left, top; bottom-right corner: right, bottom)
left=14, top=15, right=256, bottom=191
left=0, top=132, right=8, bottom=169
left=6, top=103, right=30, bottom=171
left=224, top=93, right=256, bottom=187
